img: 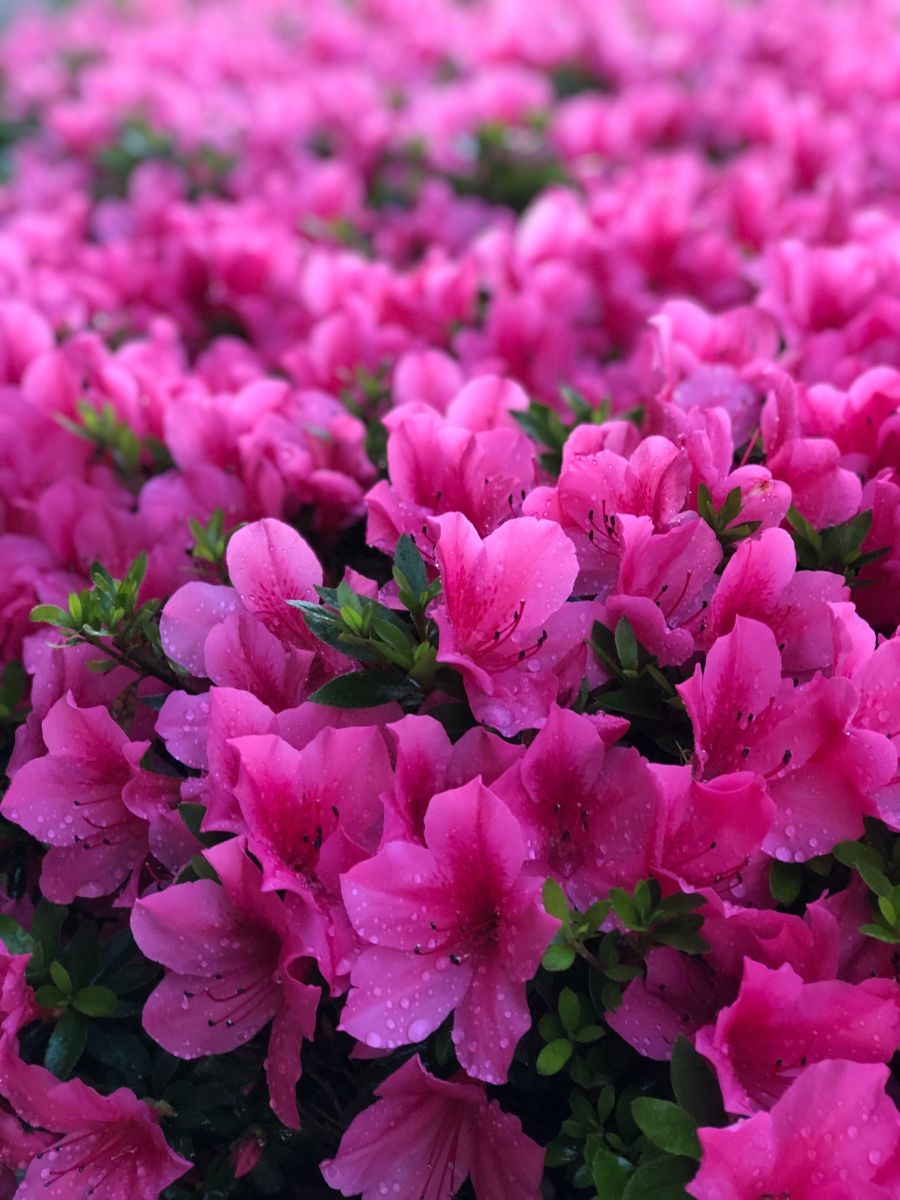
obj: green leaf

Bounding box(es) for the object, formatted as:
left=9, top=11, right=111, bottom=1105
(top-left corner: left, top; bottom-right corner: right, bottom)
left=178, top=802, right=206, bottom=840
left=632, top=1098, right=700, bottom=1158
left=597, top=1084, right=616, bottom=1125
left=769, top=859, right=802, bottom=906
left=584, top=899, right=612, bottom=930
left=538, top=1014, right=564, bottom=1042
left=372, top=618, right=415, bottom=668
left=542, top=877, right=569, bottom=922
left=558, top=987, right=580, bottom=1033
left=35, top=985, right=67, bottom=1009
left=573, top=1024, right=605, bottom=1043
left=860, top=923, right=900, bottom=944
left=717, top=486, right=743, bottom=528
left=592, top=1149, right=631, bottom=1199
left=72, top=985, right=118, bottom=1017
left=670, top=1036, right=727, bottom=1128
left=0, top=915, right=36, bottom=957
left=31, top=900, right=67, bottom=965
left=393, top=534, right=429, bottom=600
left=609, top=887, right=641, bottom=929
left=49, top=960, right=73, bottom=995
left=614, top=617, right=639, bottom=673
left=857, top=861, right=893, bottom=898
left=44, top=1010, right=88, bottom=1080
left=29, top=604, right=72, bottom=627
left=696, top=484, right=716, bottom=528
left=621, top=1155, right=696, bottom=1199
left=786, top=506, right=822, bottom=551
left=536, top=1038, right=573, bottom=1076
left=652, top=926, right=710, bottom=955
left=86, top=1026, right=151, bottom=1082
left=832, top=841, right=885, bottom=871
left=189, top=855, right=220, bottom=883
left=308, top=671, right=416, bottom=708
left=542, top=942, right=576, bottom=972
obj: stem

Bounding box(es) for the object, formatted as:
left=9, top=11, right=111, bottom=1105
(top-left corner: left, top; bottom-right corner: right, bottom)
left=571, top=940, right=606, bottom=973
left=81, top=634, right=205, bottom=694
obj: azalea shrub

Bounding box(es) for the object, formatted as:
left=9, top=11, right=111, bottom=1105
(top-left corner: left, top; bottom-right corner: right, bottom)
left=1, top=0, right=900, bottom=1198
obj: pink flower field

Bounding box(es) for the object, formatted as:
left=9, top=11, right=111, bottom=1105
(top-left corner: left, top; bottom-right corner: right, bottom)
left=0, top=0, right=899, bottom=1196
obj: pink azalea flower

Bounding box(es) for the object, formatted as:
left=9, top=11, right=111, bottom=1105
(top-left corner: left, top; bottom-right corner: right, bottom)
left=366, top=405, right=535, bottom=555
left=0, top=1034, right=189, bottom=1199
left=224, top=517, right=324, bottom=650
left=701, top=527, right=848, bottom=676
left=492, top=704, right=662, bottom=907
left=759, top=370, right=862, bottom=527
left=688, top=1060, right=900, bottom=1200
left=652, top=766, right=775, bottom=891
left=679, top=617, right=897, bottom=857
left=432, top=512, right=578, bottom=735
left=695, top=959, right=900, bottom=1115
left=339, top=779, right=559, bottom=1082
left=0, top=694, right=181, bottom=904
left=132, top=837, right=320, bottom=1129
left=603, top=513, right=721, bottom=666
left=230, top=727, right=393, bottom=988
left=231, top=727, right=391, bottom=891
left=321, top=1056, right=544, bottom=1200
left=378, top=714, right=524, bottom=846
left=160, top=579, right=316, bottom=710
left=606, top=948, right=719, bottom=1061
left=609, top=898, right=842, bottom=1062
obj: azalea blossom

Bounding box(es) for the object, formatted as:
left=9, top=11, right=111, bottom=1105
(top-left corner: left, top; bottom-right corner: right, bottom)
left=339, top=779, right=559, bottom=1082
left=321, top=1056, right=544, bottom=1200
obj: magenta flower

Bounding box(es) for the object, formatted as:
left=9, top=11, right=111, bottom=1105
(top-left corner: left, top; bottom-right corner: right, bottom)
left=604, top=513, right=721, bottom=667
left=132, top=837, right=320, bottom=1128
left=688, top=1060, right=900, bottom=1200
left=224, top=517, right=324, bottom=650
left=493, top=704, right=664, bottom=907
left=0, top=1034, right=189, bottom=1199
left=606, top=948, right=718, bottom=1061
left=695, top=959, right=900, bottom=1115
left=679, top=616, right=897, bottom=857
left=230, top=726, right=393, bottom=989
left=321, top=1055, right=544, bottom=1200
left=0, top=694, right=181, bottom=904
left=231, top=727, right=391, bottom=892
left=701, top=526, right=848, bottom=676
left=339, top=779, right=559, bottom=1082
left=380, top=714, right=526, bottom=846
left=652, top=765, right=774, bottom=891
left=366, top=405, right=535, bottom=554
left=432, top=512, right=579, bottom=735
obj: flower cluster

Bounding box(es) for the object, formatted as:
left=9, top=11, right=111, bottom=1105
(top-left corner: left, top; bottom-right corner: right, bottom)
left=0, top=0, right=899, bottom=1197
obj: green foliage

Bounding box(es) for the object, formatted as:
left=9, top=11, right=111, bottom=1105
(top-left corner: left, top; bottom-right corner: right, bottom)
left=538, top=880, right=708, bottom=1197
left=444, top=119, right=572, bottom=212
left=338, top=364, right=392, bottom=471
left=696, top=483, right=761, bottom=548
left=834, top=824, right=900, bottom=943
left=291, top=539, right=454, bottom=712
left=670, top=1038, right=727, bottom=1129
left=189, top=509, right=235, bottom=579
left=512, top=386, right=643, bottom=476
left=29, top=553, right=199, bottom=693
left=631, top=1098, right=700, bottom=1158
left=94, top=117, right=235, bottom=200
left=786, top=506, right=888, bottom=587
left=587, top=619, right=693, bottom=764
left=56, top=399, right=173, bottom=484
